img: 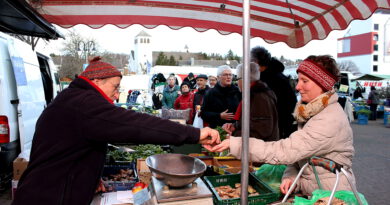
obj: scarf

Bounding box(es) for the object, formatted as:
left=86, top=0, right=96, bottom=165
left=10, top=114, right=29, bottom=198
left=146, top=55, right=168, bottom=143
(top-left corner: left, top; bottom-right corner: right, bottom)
left=293, top=89, right=335, bottom=123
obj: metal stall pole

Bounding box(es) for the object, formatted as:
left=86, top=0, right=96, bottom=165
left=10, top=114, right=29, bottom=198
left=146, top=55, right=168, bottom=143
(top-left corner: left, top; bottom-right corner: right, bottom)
left=240, top=0, right=251, bottom=204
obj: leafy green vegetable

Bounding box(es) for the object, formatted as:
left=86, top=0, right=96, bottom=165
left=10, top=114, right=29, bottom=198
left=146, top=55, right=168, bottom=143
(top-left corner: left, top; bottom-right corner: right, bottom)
left=108, top=144, right=168, bottom=162
left=215, top=126, right=228, bottom=141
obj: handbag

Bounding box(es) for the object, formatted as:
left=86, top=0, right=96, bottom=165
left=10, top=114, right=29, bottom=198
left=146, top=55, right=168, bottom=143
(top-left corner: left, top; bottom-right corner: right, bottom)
left=366, top=99, right=372, bottom=105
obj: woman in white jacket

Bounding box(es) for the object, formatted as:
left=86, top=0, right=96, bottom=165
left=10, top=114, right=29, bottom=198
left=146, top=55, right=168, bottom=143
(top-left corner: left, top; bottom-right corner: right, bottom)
left=209, top=55, right=356, bottom=196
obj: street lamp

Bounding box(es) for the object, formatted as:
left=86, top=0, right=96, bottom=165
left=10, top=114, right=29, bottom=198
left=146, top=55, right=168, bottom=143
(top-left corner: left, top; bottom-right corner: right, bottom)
left=78, top=41, right=95, bottom=64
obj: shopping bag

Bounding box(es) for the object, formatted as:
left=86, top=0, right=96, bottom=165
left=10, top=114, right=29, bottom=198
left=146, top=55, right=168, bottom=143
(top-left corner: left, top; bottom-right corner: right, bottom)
left=254, top=164, right=287, bottom=195
left=192, top=112, right=203, bottom=128
left=293, top=189, right=368, bottom=205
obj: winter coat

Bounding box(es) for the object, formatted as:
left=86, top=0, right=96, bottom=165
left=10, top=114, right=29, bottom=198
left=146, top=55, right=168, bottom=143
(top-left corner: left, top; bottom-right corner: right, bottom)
left=229, top=93, right=355, bottom=196
left=261, top=58, right=297, bottom=139
left=201, top=83, right=241, bottom=128
left=162, top=85, right=180, bottom=108
left=193, top=86, right=210, bottom=113
left=183, top=77, right=197, bottom=90
left=368, top=90, right=380, bottom=105
left=12, top=77, right=199, bottom=205
left=174, top=92, right=194, bottom=123
left=233, top=81, right=279, bottom=141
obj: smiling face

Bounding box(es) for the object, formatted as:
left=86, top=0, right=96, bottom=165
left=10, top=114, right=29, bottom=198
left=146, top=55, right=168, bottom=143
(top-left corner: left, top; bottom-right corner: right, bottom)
left=218, top=70, right=233, bottom=87
left=93, top=76, right=121, bottom=101
left=295, top=73, right=324, bottom=103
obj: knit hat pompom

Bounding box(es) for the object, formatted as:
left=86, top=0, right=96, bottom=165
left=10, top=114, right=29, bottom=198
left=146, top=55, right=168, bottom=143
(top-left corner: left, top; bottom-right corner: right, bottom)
left=79, top=56, right=122, bottom=80
left=89, top=56, right=102, bottom=63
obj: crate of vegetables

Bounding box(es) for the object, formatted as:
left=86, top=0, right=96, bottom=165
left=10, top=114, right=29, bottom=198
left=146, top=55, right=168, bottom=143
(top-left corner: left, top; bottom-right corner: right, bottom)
left=204, top=173, right=279, bottom=205
left=102, top=163, right=138, bottom=192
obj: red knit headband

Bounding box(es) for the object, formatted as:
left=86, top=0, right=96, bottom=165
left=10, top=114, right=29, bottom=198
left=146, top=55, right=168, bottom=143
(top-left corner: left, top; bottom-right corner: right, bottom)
left=297, top=60, right=338, bottom=91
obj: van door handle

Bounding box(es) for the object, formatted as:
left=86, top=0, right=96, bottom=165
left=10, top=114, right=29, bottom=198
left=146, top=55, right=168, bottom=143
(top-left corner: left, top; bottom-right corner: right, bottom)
left=11, top=99, right=19, bottom=104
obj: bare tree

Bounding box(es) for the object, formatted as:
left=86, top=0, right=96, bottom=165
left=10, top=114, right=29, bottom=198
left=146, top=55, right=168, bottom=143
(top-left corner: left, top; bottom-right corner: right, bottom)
left=56, top=30, right=99, bottom=79
left=337, top=60, right=361, bottom=75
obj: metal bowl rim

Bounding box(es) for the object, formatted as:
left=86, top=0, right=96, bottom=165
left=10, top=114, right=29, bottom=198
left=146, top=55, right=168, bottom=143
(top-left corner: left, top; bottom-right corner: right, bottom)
left=146, top=153, right=206, bottom=176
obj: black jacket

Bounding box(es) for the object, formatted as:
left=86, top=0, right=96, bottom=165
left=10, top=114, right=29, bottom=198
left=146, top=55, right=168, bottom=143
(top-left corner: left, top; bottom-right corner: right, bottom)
left=13, top=78, right=199, bottom=205
left=233, top=81, right=279, bottom=141
left=193, top=85, right=210, bottom=110
left=201, top=83, right=241, bottom=128
left=261, top=58, right=297, bottom=139
left=183, top=77, right=197, bottom=90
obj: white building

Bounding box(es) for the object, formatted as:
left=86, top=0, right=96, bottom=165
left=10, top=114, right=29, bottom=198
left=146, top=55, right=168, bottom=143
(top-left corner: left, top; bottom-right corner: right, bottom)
left=128, top=30, right=153, bottom=74
left=337, top=10, right=390, bottom=75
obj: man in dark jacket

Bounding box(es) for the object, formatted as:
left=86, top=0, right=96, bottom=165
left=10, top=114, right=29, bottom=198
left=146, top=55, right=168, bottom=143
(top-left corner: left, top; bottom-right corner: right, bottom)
left=193, top=74, right=210, bottom=117
left=251, top=46, right=297, bottom=139
left=201, top=66, right=241, bottom=128
left=12, top=57, right=219, bottom=205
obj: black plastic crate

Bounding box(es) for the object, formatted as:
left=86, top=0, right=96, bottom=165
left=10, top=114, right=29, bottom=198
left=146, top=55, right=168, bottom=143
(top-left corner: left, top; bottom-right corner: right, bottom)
left=204, top=173, right=279, bottom=205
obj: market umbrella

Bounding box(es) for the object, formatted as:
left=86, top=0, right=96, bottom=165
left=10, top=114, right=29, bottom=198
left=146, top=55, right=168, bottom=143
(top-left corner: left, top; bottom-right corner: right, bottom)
left=26, top=0, right=390, bottom=203
left=28, top=0, right=389, bottom=48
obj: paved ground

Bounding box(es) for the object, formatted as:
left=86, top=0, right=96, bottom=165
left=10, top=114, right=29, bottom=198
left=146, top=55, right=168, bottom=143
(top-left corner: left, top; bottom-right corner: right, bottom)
left=1, top=119, right=389, bottom=205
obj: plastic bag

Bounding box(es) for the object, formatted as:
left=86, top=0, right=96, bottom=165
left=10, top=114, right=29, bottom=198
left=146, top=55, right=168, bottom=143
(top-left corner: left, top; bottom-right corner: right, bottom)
left=192, top=112, right=203, bottom=128
left=255, top=164, right=287, bottom=195
left=294, top=189, right=368, bottom=205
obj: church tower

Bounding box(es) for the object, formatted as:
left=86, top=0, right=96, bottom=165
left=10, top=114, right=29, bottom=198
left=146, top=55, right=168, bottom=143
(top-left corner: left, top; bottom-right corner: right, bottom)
left=129, top=30, right=152, bottom=74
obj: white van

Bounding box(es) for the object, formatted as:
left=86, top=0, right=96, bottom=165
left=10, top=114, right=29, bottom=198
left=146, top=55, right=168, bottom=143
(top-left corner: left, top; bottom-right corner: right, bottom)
left=0, top=32, right=60, bottom=188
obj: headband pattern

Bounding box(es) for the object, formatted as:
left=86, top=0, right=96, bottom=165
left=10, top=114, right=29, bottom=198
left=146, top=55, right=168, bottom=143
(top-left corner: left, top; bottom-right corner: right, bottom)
left=297, top=60, right=337, bottom=91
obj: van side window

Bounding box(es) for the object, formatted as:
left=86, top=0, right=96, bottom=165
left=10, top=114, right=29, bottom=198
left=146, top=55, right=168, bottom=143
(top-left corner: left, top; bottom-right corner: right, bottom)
left=37, top=55, right=54, bottom=105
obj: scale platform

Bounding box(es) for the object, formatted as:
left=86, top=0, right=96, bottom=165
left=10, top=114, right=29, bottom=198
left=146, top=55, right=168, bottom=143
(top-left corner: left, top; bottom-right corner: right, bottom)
left=151, top=176, right=213, bottom=205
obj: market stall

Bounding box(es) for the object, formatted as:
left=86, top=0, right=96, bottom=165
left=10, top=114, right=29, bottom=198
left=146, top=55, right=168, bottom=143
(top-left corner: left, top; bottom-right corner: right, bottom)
left=19, top=0, right=390, bottom=204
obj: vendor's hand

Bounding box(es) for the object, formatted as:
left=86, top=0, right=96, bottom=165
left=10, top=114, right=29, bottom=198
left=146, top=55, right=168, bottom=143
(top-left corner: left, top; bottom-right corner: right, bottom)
left=199, top=127, right=220, bottom=145
left=280, top=178, right=294, bottom=194
left=95, top=179, right=106, bottom=193
left=220, top=109, right=235, bottom=121
left=205, top=139, right=230, bottom=152
left=222, top=123, right=235, bottom=135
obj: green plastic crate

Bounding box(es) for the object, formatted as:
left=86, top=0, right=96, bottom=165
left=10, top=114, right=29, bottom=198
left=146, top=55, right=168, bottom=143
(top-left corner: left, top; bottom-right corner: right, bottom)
left=204, top=173, right=279, bottom=205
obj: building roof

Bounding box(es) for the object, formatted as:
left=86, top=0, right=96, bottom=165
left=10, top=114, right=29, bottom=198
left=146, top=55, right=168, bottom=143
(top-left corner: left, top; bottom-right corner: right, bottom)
left=353, top=74, right=390, bottom=81
left=136, top=30, right=151, bottom=38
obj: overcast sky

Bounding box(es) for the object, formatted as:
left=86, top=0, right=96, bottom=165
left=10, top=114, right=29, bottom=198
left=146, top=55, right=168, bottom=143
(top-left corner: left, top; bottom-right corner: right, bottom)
left=39, top=23, right=349, bottom=61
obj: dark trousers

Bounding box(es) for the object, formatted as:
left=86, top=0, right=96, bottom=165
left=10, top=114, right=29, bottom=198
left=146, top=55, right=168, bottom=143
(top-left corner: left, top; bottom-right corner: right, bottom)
left=369, top=104, right=378, bottom=120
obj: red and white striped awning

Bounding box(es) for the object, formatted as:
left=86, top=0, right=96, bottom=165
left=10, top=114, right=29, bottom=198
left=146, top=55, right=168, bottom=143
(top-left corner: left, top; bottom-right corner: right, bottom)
left=29, top=0, right=390, bottom=48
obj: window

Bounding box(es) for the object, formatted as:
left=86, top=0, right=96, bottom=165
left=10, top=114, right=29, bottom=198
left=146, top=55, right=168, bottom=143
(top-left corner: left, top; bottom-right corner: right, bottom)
left=373, top=65, right=378, bottom=72
left=373, top=44, right=378, bottom=51
left=134, top=39, right=137, bottom=44
left=147, top=39, right=150, bottom=43
left=141, top=39, right=144, bottom=43
left=338, top=39, right=350, bottom=53
left=373, top=34, right=378, bottom=41
left=373, top=55, right=378, bottom=61
left=374, top=24, right=379, bottom=30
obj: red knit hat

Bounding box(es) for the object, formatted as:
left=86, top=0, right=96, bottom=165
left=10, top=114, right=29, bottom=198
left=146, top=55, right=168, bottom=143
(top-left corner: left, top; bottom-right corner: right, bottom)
left=79, top=56, right=122, bottom=80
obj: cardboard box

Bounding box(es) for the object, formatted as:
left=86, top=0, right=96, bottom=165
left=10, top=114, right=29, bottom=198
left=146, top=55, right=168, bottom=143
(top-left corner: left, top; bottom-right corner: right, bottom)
left=13, top=157, right=29, bottom=180
left=136, top=158, right=149, bottom=173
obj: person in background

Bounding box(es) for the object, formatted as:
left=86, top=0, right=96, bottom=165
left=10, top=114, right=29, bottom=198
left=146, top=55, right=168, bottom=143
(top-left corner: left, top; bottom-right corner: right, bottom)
left=223, top=63, right=279, bottom=141
left=174, top=82, right=195, bottom=124
left=193, top=74, right=210, bottom=123
left=12, top=57, right=220, bottom=205
left=208, top=75, right=217, bottom=88
left=162, top=76, right=180, bottom=109
left=201, top=65, right=241, bottom=128
left=353, top=87, right=364, bottom=100
left=183, top=72, right=197, bottom=90
left=368, top=86, right=380, bottom=120
left=209, top=55, right=357, bottom=197
left=251, top=46, right=297, bottom=139
left=169, top=73, right=179, bottom=85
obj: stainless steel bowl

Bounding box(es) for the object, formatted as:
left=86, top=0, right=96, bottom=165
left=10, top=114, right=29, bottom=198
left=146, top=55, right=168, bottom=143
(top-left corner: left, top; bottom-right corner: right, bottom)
left=146, top=153, right=206, bottom=187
